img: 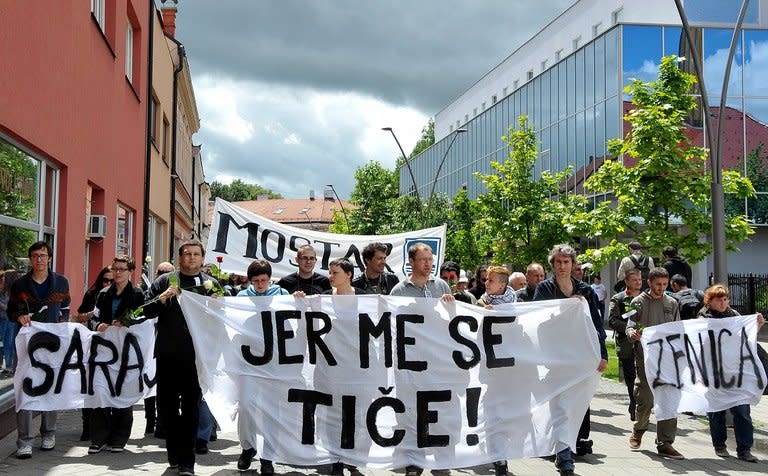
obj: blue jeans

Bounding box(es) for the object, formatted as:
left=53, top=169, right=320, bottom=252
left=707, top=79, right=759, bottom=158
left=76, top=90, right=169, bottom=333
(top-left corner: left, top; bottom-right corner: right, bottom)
left=555, top=447, right=574, bottom=471
left=707, top=404, right=753, bottom=453
left=1, top=319, right=16, bottom=368
left=197, top=399, right=214, bottom=441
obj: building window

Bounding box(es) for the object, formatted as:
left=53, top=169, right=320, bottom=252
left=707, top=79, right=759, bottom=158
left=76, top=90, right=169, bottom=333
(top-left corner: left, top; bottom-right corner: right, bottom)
left=492, top=94, right=498, bottom=104
left=91, top=0, right=105, bottom=32
left=612, top=8, right=624, bottom=25
left=464, top=114, right=469, bottom=123
left=527, top=70, right=534, bottom=81
left=473, top=108, right=478, bottom=117
left=162, top=116, right=170, bottom=165
left=456, top=120, right=461, bottom=128
left=541, top=59, right=548, bottom=71
left=513, top=79, right=519, bottom=90
left=149, top=94, right=159, bottom=145
left=555, top=49, right=563, bottom=62
left=482, top=102, right=486, bottom=111
left=592, top=22, right=602, bottom=38
left=125, top=22, right=134, bottom=81
left=573, top=36, right=581, bottom=50
left=116, top=203, right=133, bottom=257
left=503, top=87, right=508, bottom=97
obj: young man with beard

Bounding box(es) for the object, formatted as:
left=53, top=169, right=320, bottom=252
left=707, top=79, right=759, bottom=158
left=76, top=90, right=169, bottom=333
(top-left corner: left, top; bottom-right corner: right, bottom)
left=626, top=267, right=684, bottom=460
left=351, top=242, right=399, bottom=295
left=533, top=244, right=608, bottom=476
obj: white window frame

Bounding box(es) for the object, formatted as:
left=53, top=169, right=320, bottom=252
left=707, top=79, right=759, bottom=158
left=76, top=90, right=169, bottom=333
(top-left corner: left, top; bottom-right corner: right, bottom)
left=125, top=22, right=133, bottom=81
left=91, top=0, right=105, bottom=32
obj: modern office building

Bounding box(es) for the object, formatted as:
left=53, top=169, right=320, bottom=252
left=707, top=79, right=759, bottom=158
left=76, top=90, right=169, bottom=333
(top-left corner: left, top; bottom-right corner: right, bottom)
left=405, top=0, right=768, bottom=275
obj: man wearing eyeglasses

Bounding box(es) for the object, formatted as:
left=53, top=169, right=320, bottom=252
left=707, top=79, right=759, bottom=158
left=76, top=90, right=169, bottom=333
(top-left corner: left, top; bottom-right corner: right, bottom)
left=8, top=241, right=71, bottom=460
left=277, top=245, right=331, bottom=295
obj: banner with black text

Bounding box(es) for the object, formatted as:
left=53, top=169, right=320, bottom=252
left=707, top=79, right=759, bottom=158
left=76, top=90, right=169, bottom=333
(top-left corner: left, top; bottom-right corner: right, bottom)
left=640, top=315, right=766, bottom=421
left=14, top=319, right=157, bottom=411
left=206, top=198, right=446, bottom=279
left=180, top=293, right=602, bottom=469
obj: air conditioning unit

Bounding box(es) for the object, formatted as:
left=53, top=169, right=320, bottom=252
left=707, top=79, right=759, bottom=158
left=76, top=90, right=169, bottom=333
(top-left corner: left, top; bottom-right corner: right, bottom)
left=88, top=215, right=107, bottom=239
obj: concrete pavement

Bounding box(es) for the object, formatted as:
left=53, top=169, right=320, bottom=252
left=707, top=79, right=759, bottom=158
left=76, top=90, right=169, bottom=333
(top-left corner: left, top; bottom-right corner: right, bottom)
left=0, top=376, right=766, bottom=475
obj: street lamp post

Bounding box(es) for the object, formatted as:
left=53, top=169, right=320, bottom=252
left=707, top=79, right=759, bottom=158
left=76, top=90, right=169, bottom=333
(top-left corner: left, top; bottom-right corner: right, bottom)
left=673, top=0, right=750, bottom=284
left=325, top=184, right=350, bottom=231
left=382, top=127, right=424, bottom=222
left=427, top=128, right=467, bottom=219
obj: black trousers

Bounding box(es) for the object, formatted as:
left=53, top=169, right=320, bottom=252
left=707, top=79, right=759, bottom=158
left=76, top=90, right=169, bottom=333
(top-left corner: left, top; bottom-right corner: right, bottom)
left=578, top=408, right=590, bottom=440
left=620, top=357, right=637, bottom=411
left=157, top=357, right=201, bottom=468
left=90, top=406, right=134, bottom=447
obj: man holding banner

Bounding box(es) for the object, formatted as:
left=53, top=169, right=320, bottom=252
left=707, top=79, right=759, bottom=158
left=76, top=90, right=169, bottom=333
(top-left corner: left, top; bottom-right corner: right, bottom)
left=8, top=241, right=71, bottom=460
left=277, top=245, right=331, bottom=296
left=626, top=267, right=684, bottom=459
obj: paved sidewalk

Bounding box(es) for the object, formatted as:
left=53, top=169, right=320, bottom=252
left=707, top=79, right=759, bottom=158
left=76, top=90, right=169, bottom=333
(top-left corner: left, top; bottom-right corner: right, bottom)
left=0, top=377, right=766, bottom=475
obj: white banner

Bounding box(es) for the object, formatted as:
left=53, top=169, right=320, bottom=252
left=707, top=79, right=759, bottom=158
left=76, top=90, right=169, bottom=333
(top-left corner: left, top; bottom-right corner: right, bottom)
left=641, top=315, right=766, bottom=421
left=180, top=293, right=602, bottom=469
left=205, top=198, right=447, bottom=279
left=14, top=319, right=157, bottom=411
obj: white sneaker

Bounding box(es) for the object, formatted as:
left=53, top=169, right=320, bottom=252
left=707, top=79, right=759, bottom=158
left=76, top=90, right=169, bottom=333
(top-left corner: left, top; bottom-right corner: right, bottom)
left=16, top=446, right=32, bottom=459
left=41, top=435, right=55, bottom=451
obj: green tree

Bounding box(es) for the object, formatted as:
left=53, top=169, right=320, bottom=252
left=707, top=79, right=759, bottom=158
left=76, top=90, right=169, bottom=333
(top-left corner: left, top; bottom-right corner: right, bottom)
left=475, top=116, right=586, bottom=268
left=334, top=161, right=399, bottom=235
left=0, top=141, right=38, bottom=268
left=209, top=179, right=282, bottom=201
left=409, top=119, right=435, bottom=158
left=445, top=187, right=482, bottom=271
left=573, top=55, right=755, bottom=267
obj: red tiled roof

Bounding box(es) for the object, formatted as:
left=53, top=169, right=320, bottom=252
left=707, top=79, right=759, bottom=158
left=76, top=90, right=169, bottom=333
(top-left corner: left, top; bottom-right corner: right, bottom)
left=229, top=198, right=353, bottom=225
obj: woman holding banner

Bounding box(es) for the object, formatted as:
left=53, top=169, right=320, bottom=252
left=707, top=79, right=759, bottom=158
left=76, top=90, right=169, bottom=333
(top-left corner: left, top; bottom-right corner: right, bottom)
left=85, top=256, right=145, bottom=455
left=698, top=284, right=764, bottom=463
left=325, top=258, right=364, bottom=296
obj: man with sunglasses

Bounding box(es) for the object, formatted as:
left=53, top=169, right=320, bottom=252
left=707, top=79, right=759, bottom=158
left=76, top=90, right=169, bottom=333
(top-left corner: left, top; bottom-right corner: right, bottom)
left=277, top=245, right=331, bottom=295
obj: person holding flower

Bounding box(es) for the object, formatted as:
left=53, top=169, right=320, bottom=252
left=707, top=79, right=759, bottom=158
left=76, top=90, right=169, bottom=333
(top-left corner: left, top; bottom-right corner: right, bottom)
left=84, top=255, right=145, bottom=454
left=7, top=241, right=71, bottom=460
left=142, top=239, right=220, bottom=476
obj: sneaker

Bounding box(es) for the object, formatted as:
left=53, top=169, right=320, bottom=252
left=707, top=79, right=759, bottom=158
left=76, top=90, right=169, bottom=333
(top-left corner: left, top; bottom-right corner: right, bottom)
left=195, top=438, right=208, bottom=455
left=714, top=446, right=730, bottom=458
left=88, top=443, right=107, bottom=454
left=41, top=435, right=55, bottom=451
left=737, top=450, right=758, bottom=462
left=657, top=444, right=685, bottom=460
left=110, top=445, right=125, bottom=453
left=237, top=448, right=257, bottom=471
left=16, top=446, right=32, bottom=459
left=260, top=459, right=275, bottom=476
left=331, top=462, right=344, bottom=476
left=493, top=460, right=508, bottom=476
left=179, top=467, right=195, bottom=476
left=576, top=439, right=593, bottom=456
left=629, top=430, right=644, bottom=450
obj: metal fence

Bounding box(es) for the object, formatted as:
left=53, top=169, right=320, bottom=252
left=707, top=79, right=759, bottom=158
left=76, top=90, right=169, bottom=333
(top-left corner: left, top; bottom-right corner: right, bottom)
left=719, top=273, right=768, bottom=315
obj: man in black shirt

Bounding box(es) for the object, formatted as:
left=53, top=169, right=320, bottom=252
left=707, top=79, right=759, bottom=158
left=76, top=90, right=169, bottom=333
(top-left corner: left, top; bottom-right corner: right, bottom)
left=277, top=245, right=331, bottom=295
left=351, top=242, right=399, bottom=295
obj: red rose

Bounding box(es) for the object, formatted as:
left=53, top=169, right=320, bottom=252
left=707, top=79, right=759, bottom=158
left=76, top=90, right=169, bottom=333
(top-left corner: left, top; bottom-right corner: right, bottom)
left=216, top=256, right=223, bottom=263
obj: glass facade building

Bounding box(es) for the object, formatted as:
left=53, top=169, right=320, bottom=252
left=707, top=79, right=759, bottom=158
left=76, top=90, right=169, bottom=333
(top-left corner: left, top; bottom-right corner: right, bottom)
left=406, top=17, right=768, bottom=225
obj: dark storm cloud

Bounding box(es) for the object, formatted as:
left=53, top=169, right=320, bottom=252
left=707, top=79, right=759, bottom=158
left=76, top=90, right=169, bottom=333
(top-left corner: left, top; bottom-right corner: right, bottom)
left=175, top=0, right=573, bottom=113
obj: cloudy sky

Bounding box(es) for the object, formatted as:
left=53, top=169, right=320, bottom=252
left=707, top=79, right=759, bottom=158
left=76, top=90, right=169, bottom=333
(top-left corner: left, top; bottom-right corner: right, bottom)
left=174, top=0, right=573, bottom=198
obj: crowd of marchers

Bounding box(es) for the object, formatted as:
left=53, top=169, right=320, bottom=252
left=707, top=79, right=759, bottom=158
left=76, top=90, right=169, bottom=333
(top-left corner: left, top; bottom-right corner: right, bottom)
left=1, top=239, right=765, bottom=476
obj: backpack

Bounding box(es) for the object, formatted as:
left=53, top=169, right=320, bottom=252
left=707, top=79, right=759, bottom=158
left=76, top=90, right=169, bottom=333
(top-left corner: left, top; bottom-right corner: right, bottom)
left=630, top=255, right=651, bottom=290
left=674, top=289, right=704, bottom=320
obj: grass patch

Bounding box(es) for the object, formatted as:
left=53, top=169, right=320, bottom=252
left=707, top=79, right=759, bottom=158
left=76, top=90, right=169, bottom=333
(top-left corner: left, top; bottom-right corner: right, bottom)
left=603, top=339, right=620, bottom=381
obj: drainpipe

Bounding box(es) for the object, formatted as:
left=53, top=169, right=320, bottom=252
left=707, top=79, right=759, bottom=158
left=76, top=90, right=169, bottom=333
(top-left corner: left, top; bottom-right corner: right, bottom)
left=168, top=37, right=185, bottom=262
left=142, top=0, right=155, bottom=265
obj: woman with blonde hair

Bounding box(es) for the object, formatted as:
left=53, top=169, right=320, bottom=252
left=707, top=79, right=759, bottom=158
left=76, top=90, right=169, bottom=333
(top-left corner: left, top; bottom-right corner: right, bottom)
left=698, top=283, right=765, bottom=462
